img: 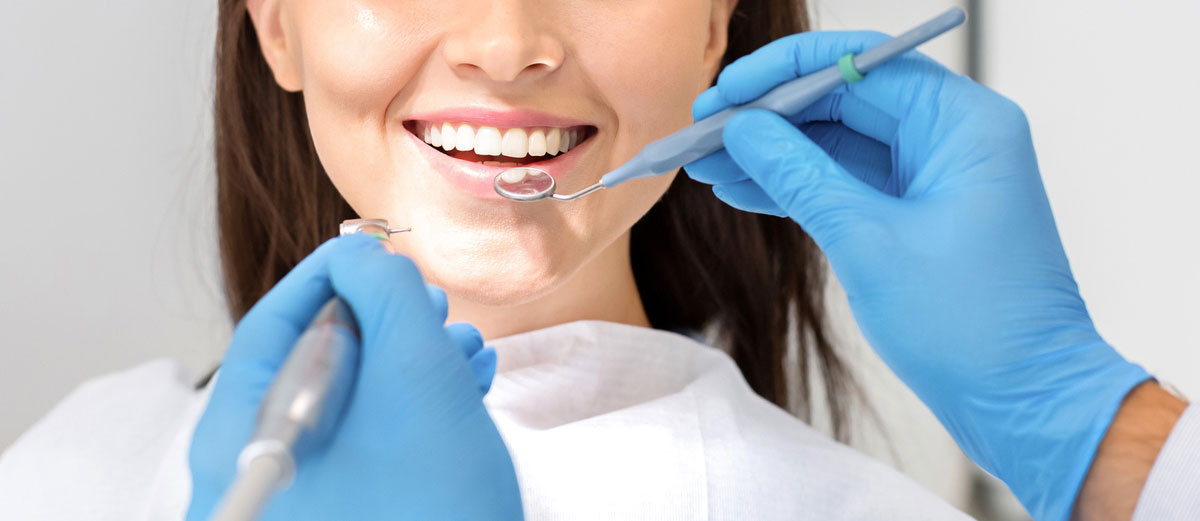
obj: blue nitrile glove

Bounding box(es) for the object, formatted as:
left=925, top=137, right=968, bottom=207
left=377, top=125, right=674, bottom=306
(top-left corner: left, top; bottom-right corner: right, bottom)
left=186, top=233, right=522, bottom=521
left=687, top=31, right=1151, bottom=521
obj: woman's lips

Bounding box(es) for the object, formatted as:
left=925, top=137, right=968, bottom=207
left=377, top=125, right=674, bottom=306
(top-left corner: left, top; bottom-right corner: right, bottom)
left=404, top=124, right=595, bottom=200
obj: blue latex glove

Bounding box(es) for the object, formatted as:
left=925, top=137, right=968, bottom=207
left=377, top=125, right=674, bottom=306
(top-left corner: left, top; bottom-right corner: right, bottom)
left=687, top=31, right=1151, bottom=521
left=186, top=234, right=522, bottom=521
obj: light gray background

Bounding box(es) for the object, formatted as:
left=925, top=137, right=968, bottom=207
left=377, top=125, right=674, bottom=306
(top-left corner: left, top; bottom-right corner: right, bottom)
left=2, top=0, right=1196, bottom=517
left=2, top=0, right=228, bottom=447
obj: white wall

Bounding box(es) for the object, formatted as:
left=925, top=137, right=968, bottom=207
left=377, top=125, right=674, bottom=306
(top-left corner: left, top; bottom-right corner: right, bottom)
left=0, top=1, right=227, bottom=449
left=980, top=0, right=1200, bottom=399
left=811, top=0, right=968, bottom=69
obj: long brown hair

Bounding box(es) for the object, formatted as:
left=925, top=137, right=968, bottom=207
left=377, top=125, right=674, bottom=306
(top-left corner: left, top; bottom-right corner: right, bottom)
left=212, top=0, right=857, bottom=440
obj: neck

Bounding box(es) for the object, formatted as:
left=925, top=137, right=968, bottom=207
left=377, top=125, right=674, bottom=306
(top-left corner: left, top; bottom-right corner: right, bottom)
left=446, top=231, right=650, bottom=340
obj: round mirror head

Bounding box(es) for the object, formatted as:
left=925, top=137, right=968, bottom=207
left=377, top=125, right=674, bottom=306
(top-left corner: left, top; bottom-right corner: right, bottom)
left=494, top=168, right=555, bottom=202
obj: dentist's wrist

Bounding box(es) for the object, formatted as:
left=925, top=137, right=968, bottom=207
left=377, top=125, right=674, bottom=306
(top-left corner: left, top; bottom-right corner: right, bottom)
left=1072, top=381, right=1187, bottom=521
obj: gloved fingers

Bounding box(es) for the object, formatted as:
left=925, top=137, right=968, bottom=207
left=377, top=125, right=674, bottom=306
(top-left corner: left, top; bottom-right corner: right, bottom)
left=188, top=398, right=253, bottom=505
left=837, top=56, right=974, bottom=129
left=222, top=234, right=382, bottom=372
left=240, top=234, right=379, bottom=329
left=683, top=149, right=748, bottom=185
left=712, top=180, right=788, bottom=216
left=329, top=245, right=441, bottom=343
left=468, top=347, right=498, bottom=395
left=800, top=122, right=896, bottom=195
left=327, top=247, right=481, bottom=421
left=426, top=283, right=449, bottom=324
left=793, top=92, right=900, bottom=146
left=328, top=245, right=446, bottom=359
left=446, top=322, right=485, bottom=360
left=723, top=110, right=881, bottom=235
left=446, top=322, right=497, bottom=394
left=691, top=86, right=725, bottom=121
left=687, top=121, right=894, bottom=197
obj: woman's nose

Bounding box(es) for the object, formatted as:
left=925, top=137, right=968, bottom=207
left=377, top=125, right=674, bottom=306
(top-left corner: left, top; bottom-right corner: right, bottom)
left=441, top=1, right=565, bottom=84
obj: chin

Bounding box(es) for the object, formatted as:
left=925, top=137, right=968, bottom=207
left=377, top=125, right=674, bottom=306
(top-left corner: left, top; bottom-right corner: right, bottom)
left=402, top=233, right=571, bottom=308
left=422, top=255, right=566, bottom=307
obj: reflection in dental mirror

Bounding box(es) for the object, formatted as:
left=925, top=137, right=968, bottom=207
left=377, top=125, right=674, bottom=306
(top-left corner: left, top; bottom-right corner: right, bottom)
left=494, top=168, right=556, bottom=201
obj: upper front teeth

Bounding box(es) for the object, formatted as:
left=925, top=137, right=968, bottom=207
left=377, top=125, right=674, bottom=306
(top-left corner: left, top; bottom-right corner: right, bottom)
left=419, top=122, right=583, bottom=159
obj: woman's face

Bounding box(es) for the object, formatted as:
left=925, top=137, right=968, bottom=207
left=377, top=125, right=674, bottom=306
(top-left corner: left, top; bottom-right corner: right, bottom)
left=251, top=0, right=733, bottom=306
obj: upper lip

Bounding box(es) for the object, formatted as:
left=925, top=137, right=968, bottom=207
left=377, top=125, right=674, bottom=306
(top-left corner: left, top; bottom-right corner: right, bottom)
left=404, top=106, right=594, bottom=129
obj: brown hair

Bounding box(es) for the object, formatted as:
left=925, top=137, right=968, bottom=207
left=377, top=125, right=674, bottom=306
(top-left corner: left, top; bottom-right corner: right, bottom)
left=212, top=0, right=857, bottom=440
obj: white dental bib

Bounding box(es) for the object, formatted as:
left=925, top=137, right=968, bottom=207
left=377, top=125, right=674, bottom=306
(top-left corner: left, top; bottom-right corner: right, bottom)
left=0, top=320, right=970, bottom=520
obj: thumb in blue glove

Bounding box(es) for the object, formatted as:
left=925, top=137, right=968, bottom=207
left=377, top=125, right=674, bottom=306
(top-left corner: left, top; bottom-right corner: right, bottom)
left=686, top=30, right=1150, bottom=521
left=186, top=233, right=522, bottom=521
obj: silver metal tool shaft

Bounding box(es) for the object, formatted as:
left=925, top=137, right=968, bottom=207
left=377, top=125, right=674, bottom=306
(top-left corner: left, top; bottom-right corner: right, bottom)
left=208, top=298, right=360, bottom=521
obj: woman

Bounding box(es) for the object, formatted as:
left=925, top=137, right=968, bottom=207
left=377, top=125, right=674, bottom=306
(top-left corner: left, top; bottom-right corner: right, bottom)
left=0, top=0, right=1010, bottom=520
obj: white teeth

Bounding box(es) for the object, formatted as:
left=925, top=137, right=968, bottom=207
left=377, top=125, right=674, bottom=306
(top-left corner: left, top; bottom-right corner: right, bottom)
left=546, top=128, right=561, bottom=155
left=501, top=128, right=529, bottom=158
left=499, top=168, right=527, bottom=183
left=418, top=121, right=585, bottom=158
left=528, top=129, right=547, bottom=157
left=441, top=123, right=456, bottom=151
left=454, top=124, right=475, bottom=152
left=474, top=126, right=502, bottom=156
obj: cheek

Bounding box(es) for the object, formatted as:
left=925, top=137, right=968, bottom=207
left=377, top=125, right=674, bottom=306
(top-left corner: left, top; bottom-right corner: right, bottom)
left=556, top=1, right=711, bottom=257
left=296, top=2, right=439, bottom=106
left=290, top=2, right=442, bottom=203
left=573, top=2, right=713, bottom=144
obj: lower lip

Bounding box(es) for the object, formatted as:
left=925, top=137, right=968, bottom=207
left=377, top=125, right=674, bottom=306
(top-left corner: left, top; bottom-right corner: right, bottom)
left=405, top=128, right=593, bottom=200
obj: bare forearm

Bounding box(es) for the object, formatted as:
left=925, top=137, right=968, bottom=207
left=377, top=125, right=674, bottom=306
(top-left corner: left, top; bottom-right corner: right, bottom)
left=1072, top=381, right=1188, bottom=521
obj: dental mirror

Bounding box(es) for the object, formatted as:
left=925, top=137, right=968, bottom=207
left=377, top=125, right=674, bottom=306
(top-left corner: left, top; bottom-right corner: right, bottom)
left=493, top=167, right=555, bottom=201
left=494, top=167, right=606, bottom=202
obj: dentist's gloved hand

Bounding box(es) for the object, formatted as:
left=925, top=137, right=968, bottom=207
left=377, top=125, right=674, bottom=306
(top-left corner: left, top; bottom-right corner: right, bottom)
left=186, top=234, right=522, bottom=521
left=687, top=31, right=1150, bottom=521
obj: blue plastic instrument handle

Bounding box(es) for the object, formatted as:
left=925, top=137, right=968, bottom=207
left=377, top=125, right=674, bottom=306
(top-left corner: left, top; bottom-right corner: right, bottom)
left=600, top=7, right=967, bottom=188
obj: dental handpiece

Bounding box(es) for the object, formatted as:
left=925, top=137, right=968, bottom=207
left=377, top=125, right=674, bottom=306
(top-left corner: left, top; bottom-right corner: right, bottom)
left=208, top=298, right=359, bottom=521
left=493, top=7, right=967, bottom=202
left=208, top=219, right=408, bottom=521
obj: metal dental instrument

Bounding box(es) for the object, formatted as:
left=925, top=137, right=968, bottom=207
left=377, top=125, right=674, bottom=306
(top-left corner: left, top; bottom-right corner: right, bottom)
left=339, top=218, right=411, bottom=237
left=494, top=7, right=967, bottom=202
left=208, top=219, right=409, bottom=521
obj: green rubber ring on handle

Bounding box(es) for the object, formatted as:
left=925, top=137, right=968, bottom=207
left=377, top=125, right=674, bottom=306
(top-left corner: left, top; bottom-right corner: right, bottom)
left=838, top=53, right=865, bottom=83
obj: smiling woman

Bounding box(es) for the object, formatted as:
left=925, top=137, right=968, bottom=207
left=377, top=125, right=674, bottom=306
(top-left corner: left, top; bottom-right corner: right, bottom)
left=216, top=0, right=857, bottom=432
